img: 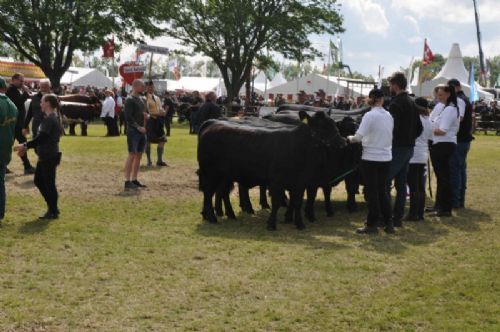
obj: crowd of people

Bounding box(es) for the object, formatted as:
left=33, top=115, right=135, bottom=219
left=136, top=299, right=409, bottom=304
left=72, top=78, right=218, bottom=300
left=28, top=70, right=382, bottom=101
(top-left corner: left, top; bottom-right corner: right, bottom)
left=348, top=72, right=473, bottom=234
left=0, top=70, right=480, bottom=230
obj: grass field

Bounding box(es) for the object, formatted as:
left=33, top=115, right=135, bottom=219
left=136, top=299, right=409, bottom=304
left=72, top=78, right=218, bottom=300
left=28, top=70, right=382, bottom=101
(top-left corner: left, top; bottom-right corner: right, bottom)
left=1, top=123, right=499, bottom=331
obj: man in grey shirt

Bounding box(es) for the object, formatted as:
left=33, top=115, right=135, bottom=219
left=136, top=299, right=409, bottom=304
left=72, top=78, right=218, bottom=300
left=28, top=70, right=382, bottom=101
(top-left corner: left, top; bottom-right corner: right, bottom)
left=123, top=79, right=148, bottom=190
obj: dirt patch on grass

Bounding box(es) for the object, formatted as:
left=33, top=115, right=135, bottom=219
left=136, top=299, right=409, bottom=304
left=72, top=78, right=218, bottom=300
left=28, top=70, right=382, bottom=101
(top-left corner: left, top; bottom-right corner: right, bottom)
left=6, top=159, right=200, bottom=202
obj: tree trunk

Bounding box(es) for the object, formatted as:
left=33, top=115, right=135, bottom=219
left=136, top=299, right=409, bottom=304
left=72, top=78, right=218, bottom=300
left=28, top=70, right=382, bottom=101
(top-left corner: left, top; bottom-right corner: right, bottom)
left=44, top=69, right=65, bottom=94
left=245, top=74, right=251, bottom=106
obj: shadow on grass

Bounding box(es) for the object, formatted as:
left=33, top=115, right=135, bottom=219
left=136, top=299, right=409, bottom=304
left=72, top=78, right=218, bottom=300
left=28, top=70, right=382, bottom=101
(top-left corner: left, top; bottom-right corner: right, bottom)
left=195, top=199, right=493, bottom=254
left=18, top=218, right=54, bottom=234
left=10, top=177, right=36, bottom=189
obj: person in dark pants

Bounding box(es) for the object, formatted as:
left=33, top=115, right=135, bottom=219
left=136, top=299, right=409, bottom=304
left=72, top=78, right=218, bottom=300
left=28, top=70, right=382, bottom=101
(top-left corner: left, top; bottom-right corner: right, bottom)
left=406, top=98, right=433, bottom=221
left=348, top=89, right=395, bottom=234
left=0, top=77, right=18, bottom=222
left=429, top=85, right=460, bottom=217
left=163, top=91, right=177, bottom=137
left=385, top=72, right=423, bottom=227
left=100, top=90, right=117, bottom=136
left=6, top=73, right=35, bottom=174
left=23, top=79, right=52, bottom=138
left=447, top=79, right=474, bottom=209
left=14, top=94, right=63, bottom=219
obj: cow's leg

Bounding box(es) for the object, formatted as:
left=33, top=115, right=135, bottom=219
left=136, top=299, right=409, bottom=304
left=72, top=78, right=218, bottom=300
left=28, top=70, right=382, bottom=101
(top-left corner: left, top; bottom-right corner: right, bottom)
left=284, top=191, right=294, bottom=224
left=220, top=181, right=236, bottom=220
left=69, top=123, right=76, bottom=136
left=293, top=189, right=306, bottom=230
left=322, top=185, right=334, bottom=217
left=259, top=186, right=270, bottom=209
left=305, top=187, right=318, bottom=222
left=202, top=190, right=217, bottom=223
left=267, top=185, right=281, bottom=231
left=214, top=191, right=224, bottom=217
left=81, top=122, right=88, bottom=136
left=280, top=190, right=289, bottom=207
left=239, top=185, right=255, bottom=214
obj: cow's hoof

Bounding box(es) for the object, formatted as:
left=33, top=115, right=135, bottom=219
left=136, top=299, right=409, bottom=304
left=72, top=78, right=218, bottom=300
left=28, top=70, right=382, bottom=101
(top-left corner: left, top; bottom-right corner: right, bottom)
left=266, top=223, right=277, bottom=231
left=215, top=210, right=224, bottom=217
left=227, top=213, right=237, bottom=220
left=296, top=223, right=306, bottom=230
left=242, top=207, right=255, bottom=215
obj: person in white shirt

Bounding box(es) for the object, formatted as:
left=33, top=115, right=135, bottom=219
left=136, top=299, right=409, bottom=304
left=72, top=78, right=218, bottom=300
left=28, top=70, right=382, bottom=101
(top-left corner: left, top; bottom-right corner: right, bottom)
left=406, top=98, right=433, bottom=221
left=348, top=88, right=395, bottom=234
left=100, top=90, right=116, bottom=136
left=429, top=84, right=460, bottom=217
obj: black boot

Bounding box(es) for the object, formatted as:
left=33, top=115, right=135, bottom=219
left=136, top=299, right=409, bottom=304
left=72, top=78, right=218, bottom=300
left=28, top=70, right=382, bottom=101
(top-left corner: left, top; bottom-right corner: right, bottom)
left=405, top=193, right=420, bottom=221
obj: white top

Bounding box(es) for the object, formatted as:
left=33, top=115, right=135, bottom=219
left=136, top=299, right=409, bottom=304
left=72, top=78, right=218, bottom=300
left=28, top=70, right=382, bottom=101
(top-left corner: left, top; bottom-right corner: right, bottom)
left=116, top=96, right=123, bottom=107
left=100, top=96, right=116, bottom=118
left=457, top=97, right=465, bottom=119
left=410, top=115, right=433, bottom=164
left=431, top=104, right=460, bottom=144
left=352, top=106, right=394, bottom=162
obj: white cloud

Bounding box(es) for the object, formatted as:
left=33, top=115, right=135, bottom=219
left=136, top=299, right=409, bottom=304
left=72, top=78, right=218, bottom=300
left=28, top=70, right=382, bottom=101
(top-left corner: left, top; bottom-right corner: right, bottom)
left=344, top=0, right=390, bottom=35
left=462, top=36, right=500, bottom=58
left=392, top=0, right=500, bottom=24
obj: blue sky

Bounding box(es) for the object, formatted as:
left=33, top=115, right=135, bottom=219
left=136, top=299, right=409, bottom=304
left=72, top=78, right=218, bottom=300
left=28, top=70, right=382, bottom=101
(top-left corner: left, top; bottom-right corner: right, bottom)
left=322, top=0, right=500, bottom=78
left=125, top=0, right=500, bottom=79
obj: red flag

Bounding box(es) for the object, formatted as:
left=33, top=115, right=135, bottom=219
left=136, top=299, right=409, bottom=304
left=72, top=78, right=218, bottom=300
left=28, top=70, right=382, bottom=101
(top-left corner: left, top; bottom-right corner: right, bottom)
left=423, top=40, right=434, bottom=66
left=102, top=39, right=115, bottom=58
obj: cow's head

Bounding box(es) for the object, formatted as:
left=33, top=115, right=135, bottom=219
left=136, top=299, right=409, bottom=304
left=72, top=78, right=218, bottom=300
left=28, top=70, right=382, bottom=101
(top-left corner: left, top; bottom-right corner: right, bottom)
left=299, top=110, right=346, bottom=149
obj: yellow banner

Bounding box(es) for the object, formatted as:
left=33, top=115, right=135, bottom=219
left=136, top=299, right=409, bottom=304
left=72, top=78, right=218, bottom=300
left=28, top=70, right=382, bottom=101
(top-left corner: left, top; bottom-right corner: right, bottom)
left=0, top=60, right=46, bottom=79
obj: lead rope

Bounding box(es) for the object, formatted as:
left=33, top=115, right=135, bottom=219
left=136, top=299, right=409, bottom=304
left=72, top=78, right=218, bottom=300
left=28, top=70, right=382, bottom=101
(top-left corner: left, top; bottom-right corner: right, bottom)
left=327, top=166, right=359, bottom=186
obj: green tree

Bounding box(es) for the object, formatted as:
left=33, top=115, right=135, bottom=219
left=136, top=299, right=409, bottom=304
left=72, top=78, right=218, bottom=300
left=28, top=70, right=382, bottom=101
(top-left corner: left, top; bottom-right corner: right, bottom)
left=0, top=0, right=163, bottom=89
left=160, top=0, right=343, bottom=102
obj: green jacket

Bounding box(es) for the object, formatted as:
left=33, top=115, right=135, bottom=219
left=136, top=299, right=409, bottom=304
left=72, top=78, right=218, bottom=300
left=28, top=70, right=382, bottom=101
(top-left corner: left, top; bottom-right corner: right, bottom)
left=0, top=94, right=18, bottom=165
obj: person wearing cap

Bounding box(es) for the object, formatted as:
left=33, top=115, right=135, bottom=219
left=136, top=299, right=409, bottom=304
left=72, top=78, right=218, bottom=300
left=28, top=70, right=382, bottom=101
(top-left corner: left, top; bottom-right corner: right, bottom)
left=6, top=73, right=36, bottom=175
left=348, top=88, right=395, bottom=234
left=0, top=77, right=18, bottom=222
left=406, top=97, right=433, bottom=221
left=385, top=72, right=423, bottom=227
left=447, top=79, right=474, bottom=209
left=144, top=81, right=167, bottom=167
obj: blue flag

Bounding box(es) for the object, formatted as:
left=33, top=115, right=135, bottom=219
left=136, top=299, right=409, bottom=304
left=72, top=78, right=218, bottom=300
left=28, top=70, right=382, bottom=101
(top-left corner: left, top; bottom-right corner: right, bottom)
left=469, top=63, right=479, bottom=103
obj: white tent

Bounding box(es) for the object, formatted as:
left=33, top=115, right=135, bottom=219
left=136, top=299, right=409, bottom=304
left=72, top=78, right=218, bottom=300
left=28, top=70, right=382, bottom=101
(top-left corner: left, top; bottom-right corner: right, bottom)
left=266, top=73, right=372, bottom=101
left=412, top=43, right=494, bottom=100
left=61, top=67, right=113, bottom=88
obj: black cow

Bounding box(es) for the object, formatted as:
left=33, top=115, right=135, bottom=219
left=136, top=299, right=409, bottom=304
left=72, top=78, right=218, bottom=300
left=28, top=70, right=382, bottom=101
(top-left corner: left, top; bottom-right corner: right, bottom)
left=198, top=111, right=344, bottom=230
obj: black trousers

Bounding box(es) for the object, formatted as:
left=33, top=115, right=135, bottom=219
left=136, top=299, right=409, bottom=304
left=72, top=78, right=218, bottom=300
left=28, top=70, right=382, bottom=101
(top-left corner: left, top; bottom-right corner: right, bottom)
left=407, top=163, right=426, bottom=218
left=430, top=142, right=456, bottom=213
left=361, top=160, right=391, bottom=227
left=34, top=158, right=59, bottom=214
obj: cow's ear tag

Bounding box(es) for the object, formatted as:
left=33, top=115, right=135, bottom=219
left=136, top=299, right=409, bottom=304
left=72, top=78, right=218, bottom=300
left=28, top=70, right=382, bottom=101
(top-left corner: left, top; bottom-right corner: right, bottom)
left=302, top=117, right=309, bottom=124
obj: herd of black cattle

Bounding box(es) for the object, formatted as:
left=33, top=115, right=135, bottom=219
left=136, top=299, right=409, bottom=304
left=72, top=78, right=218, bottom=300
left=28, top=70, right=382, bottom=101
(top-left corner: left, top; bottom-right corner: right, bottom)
left=198, top=104, right=368, bottom=231
left=57, top=95, right=370, bottom=231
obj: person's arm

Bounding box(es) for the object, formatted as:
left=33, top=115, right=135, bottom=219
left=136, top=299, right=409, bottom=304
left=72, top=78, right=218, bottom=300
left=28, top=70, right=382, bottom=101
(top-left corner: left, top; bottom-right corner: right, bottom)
left=434, top=106, right=455, bottom=136
left=124, top=98, right=146, bottom=133
left=388, top=102, right=401, bottom=135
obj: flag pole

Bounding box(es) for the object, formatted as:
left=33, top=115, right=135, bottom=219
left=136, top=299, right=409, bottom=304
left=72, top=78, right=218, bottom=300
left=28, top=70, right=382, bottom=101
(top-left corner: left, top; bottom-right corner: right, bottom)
left=418, top=38, right=426, bottom=97
left=326, top=40, right=331, bottom=99
left=148, top=52, right=155, bottom=81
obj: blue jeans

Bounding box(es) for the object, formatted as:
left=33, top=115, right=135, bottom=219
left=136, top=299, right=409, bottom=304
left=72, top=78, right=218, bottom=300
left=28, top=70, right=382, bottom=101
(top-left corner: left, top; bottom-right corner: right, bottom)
left=0, top=163, right=6, bottom=219
left=386, top=146, right=414, bottom=220
left=450, top=141, right=470, bottom=208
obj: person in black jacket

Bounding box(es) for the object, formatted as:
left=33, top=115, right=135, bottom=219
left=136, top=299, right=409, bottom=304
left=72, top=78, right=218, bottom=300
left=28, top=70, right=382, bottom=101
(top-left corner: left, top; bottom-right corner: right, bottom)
left=193, top=92, right=222, bottom=133
left=14, top=94, right=63, bottom=219
left=448, top=79, right=474, bottom=209
left=6, top=73, right=35, bottom=174
left=385, top=72, right=423, bottom=227
left=23, top=79, right=52, bottom=138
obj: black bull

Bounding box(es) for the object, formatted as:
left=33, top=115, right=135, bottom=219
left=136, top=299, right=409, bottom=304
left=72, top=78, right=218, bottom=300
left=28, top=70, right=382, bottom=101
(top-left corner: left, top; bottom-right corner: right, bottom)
left=197, top=111, right=358, bottom=230
left=214, top=114, right=362, bottom=223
